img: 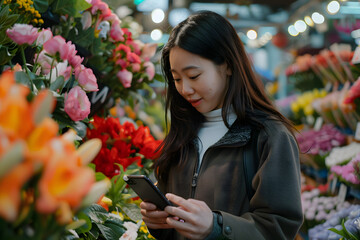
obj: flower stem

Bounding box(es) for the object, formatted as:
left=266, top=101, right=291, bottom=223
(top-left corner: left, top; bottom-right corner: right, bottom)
left=20, top=45, right=34, bottom=91
left=48, top=58, right=56, bottom=88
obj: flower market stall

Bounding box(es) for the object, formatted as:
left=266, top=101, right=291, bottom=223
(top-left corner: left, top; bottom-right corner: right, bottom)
left=0, top=0, right=165, bottom=239
left=281, top=41, right=360, bottom=239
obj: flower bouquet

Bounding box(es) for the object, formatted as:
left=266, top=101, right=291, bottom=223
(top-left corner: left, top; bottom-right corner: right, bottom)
left=290, top=88, right=327, bottom=126
left=69, top=115, right=162, bottom=240
left=4, top=22, right=100, bottom=137
left=308, top=204, right=360, bottom=240
left=47, top=0, right=164, bottom=102
left=285, top=54, right=325, bottom=92
left=301, top=187, right=352, bottom=233
left=330, top=153, right=360, bottom=189
left=0, top=71, right=109, bottom=239
left=1, top=0, right=164, bottom=135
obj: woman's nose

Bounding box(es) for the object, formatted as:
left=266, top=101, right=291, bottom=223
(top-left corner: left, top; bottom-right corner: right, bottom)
left=181, top=80, right=194, bottom=95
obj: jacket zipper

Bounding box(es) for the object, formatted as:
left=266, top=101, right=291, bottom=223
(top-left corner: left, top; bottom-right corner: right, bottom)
left=191, top=154, right=199, bottom=198
left=190, top=142, right=245, bottom=198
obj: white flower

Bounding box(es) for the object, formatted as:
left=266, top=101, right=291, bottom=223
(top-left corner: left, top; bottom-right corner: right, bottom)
left=119, top=221, right=139, bottom=240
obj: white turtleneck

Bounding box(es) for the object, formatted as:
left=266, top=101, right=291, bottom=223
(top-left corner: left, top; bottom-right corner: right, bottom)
left=197, top=108, right=237, bottom=169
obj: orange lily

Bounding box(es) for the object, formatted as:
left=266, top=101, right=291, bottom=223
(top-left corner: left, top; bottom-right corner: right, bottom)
left=0, top=161, right=33, bottom=222
left=36, top=138, right=95, bottom=215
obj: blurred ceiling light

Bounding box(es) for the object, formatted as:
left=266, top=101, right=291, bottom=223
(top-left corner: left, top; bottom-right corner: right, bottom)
left=168, top=8, right=190, bottom=27
left=116, top=6, right=133, bottom=18
left=327, top=1, right=340, bottom=14
left=312, top=12, right=325, bottom=24
left=294, top=20, right=307, bottom=33
left=288, top=25, right=299, bottom=36
left=247, top=29, right=257, bottom=40
left=151, top=8, right=165, bottom=23
left=304, top=16, right=314, bottom=27
left=151, top=29, right=163, bottom=41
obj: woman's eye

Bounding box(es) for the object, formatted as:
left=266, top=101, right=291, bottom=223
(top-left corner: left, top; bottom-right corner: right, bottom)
left=173, top=78, right=181, bottom=82
left=190, top=74, right=200, bottom=80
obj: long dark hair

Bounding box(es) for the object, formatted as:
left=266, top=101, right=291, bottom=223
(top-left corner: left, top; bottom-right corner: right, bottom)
left=154, top=10, right=295, bottom=182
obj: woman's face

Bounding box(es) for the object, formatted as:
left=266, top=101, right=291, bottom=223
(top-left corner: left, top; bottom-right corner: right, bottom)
left=169, top=46, right=230, bottom=113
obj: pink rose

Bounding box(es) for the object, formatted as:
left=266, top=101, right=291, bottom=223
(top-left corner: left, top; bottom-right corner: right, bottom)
left=35, top=50, right=57, bottom=75
left=64, top=86, right=91, bottom=121
left=6, top=24, right=39, bottom=45
left=43, top=35, right=67, bottom=58
left=141, top=43, right=157, bottom=61
left=74, top=64, right=86, bottom=77
left=64, top=41, right=77, bottom=61
left=127, top=52, right=141, bottom=64
left=131, top=40, right=144, bottom=55
left=131, top=63, right=140, bottom=72
left=104, top=13, right=120, bottom=24
left=36, top=28, right=53, bottom=46
left=91, top=1, right=111, bottom=19
left=77, top=67, right=98, bottom=92
left=144, top=61, right=155, bottom=80
left=69, top=55, right=83, bottom=69
left=116, top=59, right=128, bottom=69
left=116, top=69, right=132, bottom=88
left=109, top=20, right=124, bottom=42
left=47, top=61, right=72, bottom=83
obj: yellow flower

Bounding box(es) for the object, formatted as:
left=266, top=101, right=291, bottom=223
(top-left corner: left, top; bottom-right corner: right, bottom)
left=304, top=105, right=314, bottom=116
left=291, top=102, right=300, bottom=113
left=111, top=211, right=124, bottom=221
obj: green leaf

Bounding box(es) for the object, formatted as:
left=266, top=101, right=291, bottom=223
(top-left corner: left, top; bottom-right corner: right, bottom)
left=95, top=223, right=122, bottom=240
left=341, top=219, right=360, bottom=240
left=95, top=172, right=107, bottom=181
left=0, top=13, right=19, bottom=27
left=50, top=75, right=65, bottom=91
left=68, top=26, right=94, bottom=48
left=103, top=219, right=126, bottom=237
left=0, top=14, right=20, bottom=30
left=72, top=121, right=88, bottom=138
left=0, top=45, right=16, bottom=65
left=0, top=4, right=10, bottom=17
left=15, top=71, right=31, bottom=88
left=120, top=203, right=142, bottom=222
left=328, top=227, right=344, bottom=235
left=83, top=204, right=109, bottom=223
left=51, top=0, right=91, bottom=18
left=32, top=78, right=46, bottom=90
left=33, top=0, right=50, bottom=13
left=72, top=212, right=92, bottom=234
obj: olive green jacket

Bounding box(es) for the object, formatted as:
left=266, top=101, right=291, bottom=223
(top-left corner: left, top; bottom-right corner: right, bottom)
left=150, top=118, right=303, bottom=240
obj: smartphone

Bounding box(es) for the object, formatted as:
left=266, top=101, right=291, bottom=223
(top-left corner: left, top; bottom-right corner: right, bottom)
left=123, top=175, right=172, bottom=210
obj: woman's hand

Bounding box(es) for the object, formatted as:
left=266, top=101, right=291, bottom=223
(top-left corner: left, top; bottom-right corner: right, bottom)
left=140, top=201, right=173, bottom=229
left=164, top=193, right=213, bottom=240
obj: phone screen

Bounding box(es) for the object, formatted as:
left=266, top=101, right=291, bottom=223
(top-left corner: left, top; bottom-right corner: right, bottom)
left=123, top=175, right=172, bottom=210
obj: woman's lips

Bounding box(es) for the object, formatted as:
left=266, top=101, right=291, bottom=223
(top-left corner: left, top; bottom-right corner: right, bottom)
left=188, top=98, right=202, bottom=107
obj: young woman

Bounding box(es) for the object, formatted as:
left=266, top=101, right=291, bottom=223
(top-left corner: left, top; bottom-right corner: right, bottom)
left=140, top=10, right=303, bottom=240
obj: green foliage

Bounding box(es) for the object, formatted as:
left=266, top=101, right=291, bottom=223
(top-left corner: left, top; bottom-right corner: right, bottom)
left=0, top=4, right=19, bottom=65
left=74, top=204, right=126, bottom=240
left=329, top=219, right=360, bottom=240
left=51, top=0, right=91, bottom=18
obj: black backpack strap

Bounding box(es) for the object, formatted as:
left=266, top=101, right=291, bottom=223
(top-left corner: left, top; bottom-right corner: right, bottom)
left=243, top=128, right=260, bottom=202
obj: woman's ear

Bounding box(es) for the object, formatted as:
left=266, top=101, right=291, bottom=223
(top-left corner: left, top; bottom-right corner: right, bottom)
left=226, top=65, right=232, bottom=76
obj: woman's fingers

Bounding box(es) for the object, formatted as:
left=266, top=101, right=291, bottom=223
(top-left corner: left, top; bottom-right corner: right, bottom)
left=163, top=194, right=214, bottom=239
left=140, top=201, right=157, bottom=210
left=165, top=193, right=198, bottom=213
left=140, top=201, right=173, bottom=229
